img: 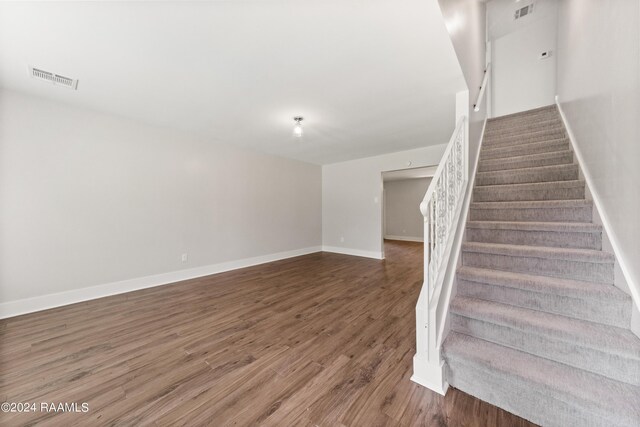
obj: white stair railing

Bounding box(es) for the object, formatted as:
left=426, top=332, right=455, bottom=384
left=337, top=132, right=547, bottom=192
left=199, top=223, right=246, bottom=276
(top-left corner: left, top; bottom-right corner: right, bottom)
left=412, top=116, right=468, bottom=394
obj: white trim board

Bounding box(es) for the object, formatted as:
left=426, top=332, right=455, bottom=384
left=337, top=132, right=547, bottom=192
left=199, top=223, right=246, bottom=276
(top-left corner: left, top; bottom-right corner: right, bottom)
left=0, top=246, right=322, bottom=319
left=384, top=235, right=424, bottom=243
left=555, top=97, right=640, bottom=316
left=321, top=246, right=384, bottom=260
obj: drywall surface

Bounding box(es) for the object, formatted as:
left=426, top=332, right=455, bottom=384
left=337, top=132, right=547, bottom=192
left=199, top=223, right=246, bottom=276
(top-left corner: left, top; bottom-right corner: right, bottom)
left=322, top=145, right=446, bottom=258
left=0, top=90, right=322, bottom=305
left=437, top=0, right=488, bottom=173
left=556, top=0, right=640, bottom=301
left=491, top=1, right=558, bottom=116
left=384, top=178, right=431, bottom=241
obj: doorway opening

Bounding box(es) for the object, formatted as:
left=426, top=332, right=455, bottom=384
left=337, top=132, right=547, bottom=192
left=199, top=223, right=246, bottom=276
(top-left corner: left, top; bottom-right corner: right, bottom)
left=381, top=166, right=436, bottom=257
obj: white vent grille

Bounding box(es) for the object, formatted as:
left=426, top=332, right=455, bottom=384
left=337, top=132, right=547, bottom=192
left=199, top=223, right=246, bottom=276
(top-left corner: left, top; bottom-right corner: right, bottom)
left=514, top=4, right=534, bottom=20
left=29, top=66, right=78, bottom=90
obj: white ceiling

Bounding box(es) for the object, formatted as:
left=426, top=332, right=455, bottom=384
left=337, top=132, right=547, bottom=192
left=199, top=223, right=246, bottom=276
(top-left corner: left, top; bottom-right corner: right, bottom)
left=0, top=1, right=465, bottom=165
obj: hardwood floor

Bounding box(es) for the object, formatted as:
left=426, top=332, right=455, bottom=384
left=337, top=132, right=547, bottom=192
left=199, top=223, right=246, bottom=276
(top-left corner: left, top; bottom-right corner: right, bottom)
left=0, top=241, right=536, bottom=426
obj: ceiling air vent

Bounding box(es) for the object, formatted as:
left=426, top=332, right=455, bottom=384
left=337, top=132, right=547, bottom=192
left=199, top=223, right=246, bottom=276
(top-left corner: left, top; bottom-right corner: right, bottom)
left=28, top=66, right=79, bottom=90
left=514, top=3, right=534, bottom=20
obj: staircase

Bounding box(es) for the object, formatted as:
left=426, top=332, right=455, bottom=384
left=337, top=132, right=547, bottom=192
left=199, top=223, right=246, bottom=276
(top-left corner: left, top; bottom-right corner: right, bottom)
left=442, top=105, right=640, bottom=426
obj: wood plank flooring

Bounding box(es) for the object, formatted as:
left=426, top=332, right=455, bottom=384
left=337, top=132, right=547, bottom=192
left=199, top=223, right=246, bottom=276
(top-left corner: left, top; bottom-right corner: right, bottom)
left=0, top=241, right=536, bottom=426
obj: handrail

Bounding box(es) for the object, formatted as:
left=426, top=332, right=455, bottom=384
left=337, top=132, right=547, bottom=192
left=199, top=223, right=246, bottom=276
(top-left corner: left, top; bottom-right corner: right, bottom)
left=473, top=62, right=491, bottom=112
left=412, top=114, right=468, bottom=394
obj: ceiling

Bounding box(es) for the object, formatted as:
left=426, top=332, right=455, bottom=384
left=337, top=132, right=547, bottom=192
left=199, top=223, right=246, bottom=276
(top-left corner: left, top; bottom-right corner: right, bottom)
left=0, top=1, right=465, bottom=165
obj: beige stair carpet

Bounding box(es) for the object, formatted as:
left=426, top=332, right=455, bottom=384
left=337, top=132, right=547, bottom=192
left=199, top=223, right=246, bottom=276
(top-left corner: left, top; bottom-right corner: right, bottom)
left=442, top=104, right=640, bottom=427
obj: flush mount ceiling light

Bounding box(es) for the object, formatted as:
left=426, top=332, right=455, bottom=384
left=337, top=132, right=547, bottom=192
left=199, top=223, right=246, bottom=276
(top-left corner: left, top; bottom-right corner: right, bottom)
left=293, top=116, right=304, bottom=138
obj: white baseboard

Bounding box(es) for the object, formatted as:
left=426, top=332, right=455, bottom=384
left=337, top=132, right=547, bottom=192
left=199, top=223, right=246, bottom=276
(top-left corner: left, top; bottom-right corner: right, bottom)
left=0, top=246, right=322, bottom=319
left=555, top=97, right=640, bottom=314
left=384, top=235, right=424, bottom=243
left=321, top=246, right=384, bottom=260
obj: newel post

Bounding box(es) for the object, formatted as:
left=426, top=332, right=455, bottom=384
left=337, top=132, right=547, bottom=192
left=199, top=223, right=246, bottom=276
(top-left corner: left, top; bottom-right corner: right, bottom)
left=411, top=199, right=448, bottom=395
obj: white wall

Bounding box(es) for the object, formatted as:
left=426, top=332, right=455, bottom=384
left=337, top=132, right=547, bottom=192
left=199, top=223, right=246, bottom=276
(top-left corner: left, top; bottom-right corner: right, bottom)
left=0, top=90, right=322, bottom=315
left=384, top=178, right=431, bottom=241
left=489, top=0, right=558, bottom=116
left=322, top=145, right=446, bottom=259
left=437, top=0, right=487, bottom=173
left=556, top=0, right=640, bottom=306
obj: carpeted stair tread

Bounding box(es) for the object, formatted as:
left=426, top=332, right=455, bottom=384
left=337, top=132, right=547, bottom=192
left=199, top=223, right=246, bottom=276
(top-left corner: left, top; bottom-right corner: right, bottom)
left=478, top=150, right=574, bottom=172
left=462, top=241, right=614, bottom=263
left=486, top=115, right=563, bottom=129
left=469, top=200, right=594, bottom=222
left=456, top=266, right=626, bottom=300
left=487, top=105, right=558, bottom=121
left=485, top=118, right=563, bottom=137
left=462, top=243, right=614, bottom=283
left=465, top=219, right=602, bottom=249
left=484, top=128, right=567, bottom=147
left=487, top=104, right=558, bottom=122
left=465, top=220, right=602, bottom=249
left=480, top=138, right=570, bottom=160
left=466, top=220, right=601, bottom=233
left=450, top=297, right=640, bottom=360
left=476, top=163, right=579, bottom=186
left=487, top=113, right=562, bottom=128
left=474, top=179, right=585, bottom=191
left=473, top=179, right=585, bottom=202
left=456, top=266, right=631, bottom=328
left=471, top=199, right=592, bottom=211
left=482, top=127, right=567, bottom=148
left=443, top=332, right=640, bottom=426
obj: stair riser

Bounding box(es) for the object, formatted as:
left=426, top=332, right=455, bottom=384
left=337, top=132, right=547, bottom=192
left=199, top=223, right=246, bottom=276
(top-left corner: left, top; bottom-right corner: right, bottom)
left=484, top=130, right=567, bottom=147
left=478, top=152, right=574, bottom=172
left=457, top=279, right=630, bottom=328
left=476, top=165, right=579, bottom=186
left=462, top=251, right=614, bottom=284
left=466, top=228, right=601, bottom=250
left=469, top=206, right=592, bottom=222
left=485, top=120, right=563, bottom=137
left=473, top=185, right=585, bottom=202
left=451, top=315, right=640, bottom=387
left=481, top=141, right=571, bottom=160
left=444, top=359, right=615, bottom=427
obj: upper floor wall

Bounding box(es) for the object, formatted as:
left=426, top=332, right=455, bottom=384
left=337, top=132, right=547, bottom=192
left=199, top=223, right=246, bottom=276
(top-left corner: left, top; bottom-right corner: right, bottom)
left=556, top=0, right=640, bottom=318
left=437, top=0, right=488, bottom=170
left=488, top=0, right=558, bottom=116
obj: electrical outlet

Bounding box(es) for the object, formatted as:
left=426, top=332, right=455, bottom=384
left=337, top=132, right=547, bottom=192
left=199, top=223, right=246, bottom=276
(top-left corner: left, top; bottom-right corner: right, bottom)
left=340, top=236, right=345, bottom=243
left=181, top=253, right=188, bottom=263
